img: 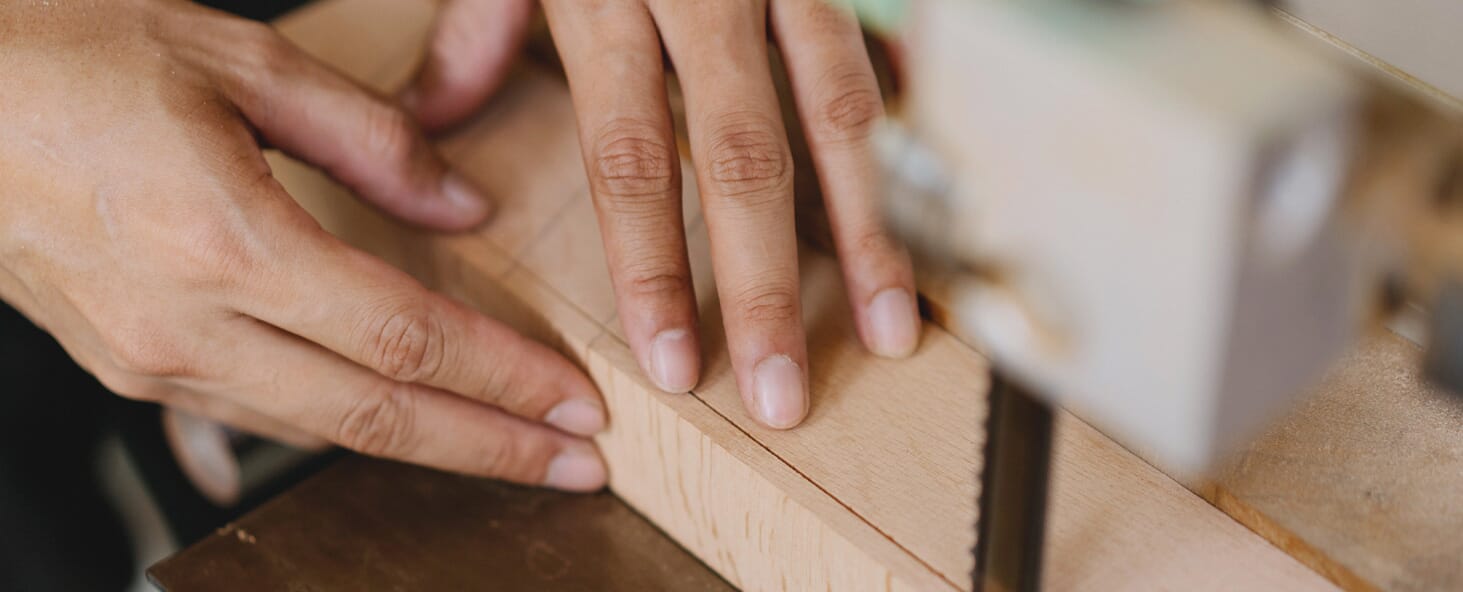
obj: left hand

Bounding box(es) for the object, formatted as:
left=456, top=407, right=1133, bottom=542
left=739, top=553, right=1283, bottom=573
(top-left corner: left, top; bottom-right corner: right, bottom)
left=404, top=0, right=920, bottom=430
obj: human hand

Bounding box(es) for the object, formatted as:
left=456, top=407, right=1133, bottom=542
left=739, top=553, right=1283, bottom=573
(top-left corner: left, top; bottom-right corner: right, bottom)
left=405, top=0, right=920, bottom=429
left=0, top=0, right=606, bottom=491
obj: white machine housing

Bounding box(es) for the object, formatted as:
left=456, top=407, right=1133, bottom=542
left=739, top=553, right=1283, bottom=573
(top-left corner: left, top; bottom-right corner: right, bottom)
left=904, top=0, right=1371, bottom=476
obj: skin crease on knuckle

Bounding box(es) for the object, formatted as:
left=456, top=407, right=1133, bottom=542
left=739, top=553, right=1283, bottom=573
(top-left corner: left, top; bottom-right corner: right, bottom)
left=361, top=103, right=422, bottom=170
left=357, top=304, right=448, bottom=385
left=195, top=17, right=303, bottom=95
left=623, top=263, right=692, bottom=302
left=813, top=69, right=883, bottom=145
left=844, top=223, right=902, bottom=272
left=732, top=279, right=801, bottom=326
left=591, top=119, right=679, bottom=206
left=703, top=112, right=793, bottom=201
left=166, top=196, right=272, bottom=293
left=335, top=383, right=421, bottom=459
left=477, top=425, right=533, bottom=481
left=99, top=315, right=199, bottom=382
left=219, top=19, right=292, bottom=72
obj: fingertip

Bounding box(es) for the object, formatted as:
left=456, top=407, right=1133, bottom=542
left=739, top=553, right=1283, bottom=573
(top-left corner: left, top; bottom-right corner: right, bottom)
left=752, top=354, right=808, bottom=429
left=403, top=0, right=535, bottom=133
left=398, top=80, right=465, bottom=134
left=547, top=360, right=608, bottom=436
left=864, top=288, right=920, bottom=358
left=545, top=399, right=606, bottom=437
left=648, top=328, right=700, bottom=393
left=397, top=26, right=468, bottom=132
left=543, top=442, right=608, bottom=492
left=439, top=172, right=495, bottom=227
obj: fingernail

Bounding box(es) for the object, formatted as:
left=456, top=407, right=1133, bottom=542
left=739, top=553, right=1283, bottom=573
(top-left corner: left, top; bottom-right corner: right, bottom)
left=648, top=329, right=699, bottom=393
left=867, top=288, right=920, bottom=358
left=543, top=444, right=608, bottom=492
left=441, top=172, right=493, bottom=221
left=753, top=355, right=807, bottom=429
left=544, top=399, right=606, bottom=437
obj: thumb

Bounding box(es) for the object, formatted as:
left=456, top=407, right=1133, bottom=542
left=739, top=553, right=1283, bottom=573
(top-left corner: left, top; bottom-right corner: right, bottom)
left=214, top=26, right=493, bottom=231
left=403, top=0, right=537, bottom=132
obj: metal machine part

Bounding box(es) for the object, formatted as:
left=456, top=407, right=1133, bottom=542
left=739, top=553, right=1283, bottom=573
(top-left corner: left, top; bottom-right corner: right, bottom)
left=973, top=377, right=1053, bottom=592
left=901, top=0, right=1367, bottom=478
left=1425, top=280, right=1463, bottom=394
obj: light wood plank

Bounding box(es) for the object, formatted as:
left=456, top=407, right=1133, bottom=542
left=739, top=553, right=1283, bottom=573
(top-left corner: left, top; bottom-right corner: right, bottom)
left=1208, top=334, right=1463, bottom=592
left=435, top=70, right=589, bottom=259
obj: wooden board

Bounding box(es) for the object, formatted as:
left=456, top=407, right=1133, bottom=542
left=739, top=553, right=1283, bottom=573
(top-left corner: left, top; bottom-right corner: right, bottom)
left=148, top=457, right=736, bottom=591
left=267, top=1, right=1342, bottom=590
left=1206, top=334, right=1463, bottom=592
left=1276, top=2, right=1463, bottom=109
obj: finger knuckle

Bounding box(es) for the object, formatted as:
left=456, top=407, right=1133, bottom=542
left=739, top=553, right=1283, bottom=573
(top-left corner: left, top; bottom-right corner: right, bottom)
left=228, top=20, right=296, bottom=77
left=704, top=112, right=792, bottom=198
left=590, top=119, right=678, bottom=206
left=849, top=224, right=899, bottom=258
left=588, top=119, right=678, bottom=206
left=233, top=19, right=284, bottom=49
left=106, top=327, right=193, bottom=379
left=473, top=342, right=525, bottom=405
left=814, top=70, right=883, bottom=143
left=335, top=384, right=419, bottom=457
left=802, top=0, right=860, bottom=32
left=361, top=103, right=422, bottom=168
left=622, top=260, right=691, bottom=301
left=733, top=281, right=800, bottom=324
left=477, top=429, right=526, bottom=477
left=360, top=306, right=445, bottom=384
left=173, top=216, right=262, bottom=291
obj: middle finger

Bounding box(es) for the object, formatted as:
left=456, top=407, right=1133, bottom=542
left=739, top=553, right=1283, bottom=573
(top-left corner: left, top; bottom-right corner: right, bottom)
left=650, top=0, right=808, bottom=429
left=543, top=0, right=701, bottom=395
left=205, top=317, right=607, bottom=490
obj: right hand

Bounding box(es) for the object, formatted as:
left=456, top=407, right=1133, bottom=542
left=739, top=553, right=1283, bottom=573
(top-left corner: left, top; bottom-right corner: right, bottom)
left=0, top=0, right=607, bottom=491
left=405, top=0, right=923, bottom=430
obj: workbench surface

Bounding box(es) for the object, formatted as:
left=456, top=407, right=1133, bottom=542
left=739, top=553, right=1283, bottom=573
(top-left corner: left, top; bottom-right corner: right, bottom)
left=148, top=457, right=732, bottom=591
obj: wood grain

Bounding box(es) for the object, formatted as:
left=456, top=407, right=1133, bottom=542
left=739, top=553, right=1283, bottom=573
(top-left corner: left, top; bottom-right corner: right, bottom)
left=1209, top=334, right=1463, bottom=592
left=270, top=1, right=1341, bottom=590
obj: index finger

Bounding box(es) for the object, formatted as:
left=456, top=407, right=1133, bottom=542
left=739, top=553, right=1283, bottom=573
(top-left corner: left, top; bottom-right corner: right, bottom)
left=232, top=212, right=606, bottom=438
